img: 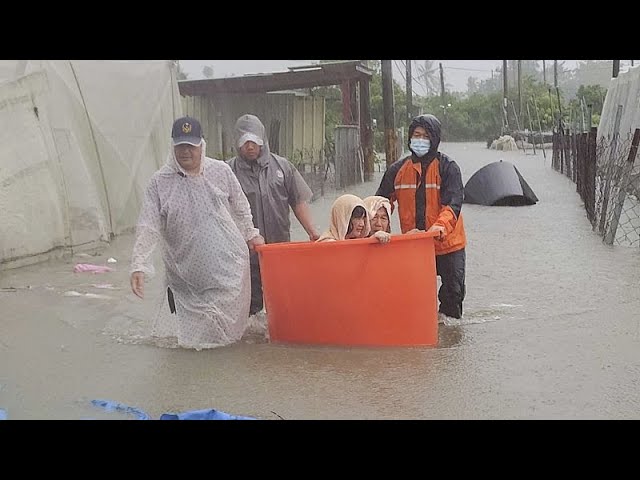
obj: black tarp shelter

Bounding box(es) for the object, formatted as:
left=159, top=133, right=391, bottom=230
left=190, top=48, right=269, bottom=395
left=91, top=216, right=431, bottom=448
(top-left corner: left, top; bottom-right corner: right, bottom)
left=463, top=160, right=538, bottom=206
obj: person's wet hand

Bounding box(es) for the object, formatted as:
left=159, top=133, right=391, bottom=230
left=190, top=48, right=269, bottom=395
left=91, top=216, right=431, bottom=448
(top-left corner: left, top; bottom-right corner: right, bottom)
left=428, top=224, right=446, bottom=241
left=308, top=231, right=320, bottom=242
left=247, top=235, right=265, bottom=251
left=406, top=228, right=424, bottom=234
left=373, top=231, right=391, bottom=244
left=131, top=271, right=145, bottom=299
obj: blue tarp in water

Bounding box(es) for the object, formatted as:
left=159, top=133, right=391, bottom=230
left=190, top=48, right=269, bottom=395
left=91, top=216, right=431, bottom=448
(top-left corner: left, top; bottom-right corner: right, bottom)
left=0, top=401, right=256, bottom=420
left=159, top=408, right=255, bottom=420
left=91, top=399, right=255, bottom=420
left=91, top=399, right=153, bottom=420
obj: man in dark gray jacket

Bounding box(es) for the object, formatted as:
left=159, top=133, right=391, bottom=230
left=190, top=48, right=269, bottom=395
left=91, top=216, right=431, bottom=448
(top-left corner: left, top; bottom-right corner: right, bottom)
left=228, top=114, right=320, bottom=315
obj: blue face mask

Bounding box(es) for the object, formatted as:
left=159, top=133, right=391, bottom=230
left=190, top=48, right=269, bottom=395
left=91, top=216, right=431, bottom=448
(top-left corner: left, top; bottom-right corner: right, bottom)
left=410, top=138, right=431, bottom=157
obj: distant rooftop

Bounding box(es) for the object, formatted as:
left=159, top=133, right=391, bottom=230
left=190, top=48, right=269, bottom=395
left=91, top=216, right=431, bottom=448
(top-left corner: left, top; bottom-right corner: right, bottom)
left=178, top=61, right=374, bottom=96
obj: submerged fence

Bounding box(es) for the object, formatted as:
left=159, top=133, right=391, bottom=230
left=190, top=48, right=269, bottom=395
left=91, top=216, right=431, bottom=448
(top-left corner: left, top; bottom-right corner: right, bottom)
left=553, top=126, right=640, bottom=247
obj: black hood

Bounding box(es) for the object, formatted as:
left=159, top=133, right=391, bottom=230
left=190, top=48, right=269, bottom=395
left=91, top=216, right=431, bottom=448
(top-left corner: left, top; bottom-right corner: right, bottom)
left=408, top=114, right=441, bottom=159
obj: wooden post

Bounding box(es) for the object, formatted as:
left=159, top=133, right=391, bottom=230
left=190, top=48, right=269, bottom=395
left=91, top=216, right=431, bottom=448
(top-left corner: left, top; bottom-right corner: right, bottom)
left=586, top=127, right=597, bottom=224
left=570, top=127, right=576, bottom=182
left=502, top=60, right=509, bottom=132
left=510, top=100, right=526, bottom=153
left=359, top=79, right=374, bottom=182
left=555, top=86, right=563, bottom=125
left=340, top=81, right=353, bottom=124
left=349, top=80, right=359, bottom=126
left=381, top=60, right=397, bottom=167
left=576, top=131, right=583, bottom=196
left=503, top=60, right=508, bottom=96
left=548, top=87, right=556, bottom=128
left=533, top=95, right=547, bottom=160
left=552, top=131, right=558, bottom=170
left=526, top=100, right=536, bottom=154
left=517, top=60, right=522, bottom=118
left=335, top=125, right=361, bottom=188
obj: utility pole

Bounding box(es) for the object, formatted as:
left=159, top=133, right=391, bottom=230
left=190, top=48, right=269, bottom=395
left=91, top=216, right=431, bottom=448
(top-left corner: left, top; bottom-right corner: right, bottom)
left=613, top=60, right=620, bottom=78
left=381, top=60, right=397, bottom=167
left=359, top=78, right=374, bottom=182
left=554, top=60, right=563, bottom=133
left=439, top=63, right=446, bottom=135
left=406, top=60, right=413, bottom=124
left=543, top=60, right=546, bottom=84
left=503, top=60, right=508, bottom=99
left=517, top=60, right=522, bottom=119
left=439, top=62, right=445, bottom=102
left=503, top=60, right=508, bottom=133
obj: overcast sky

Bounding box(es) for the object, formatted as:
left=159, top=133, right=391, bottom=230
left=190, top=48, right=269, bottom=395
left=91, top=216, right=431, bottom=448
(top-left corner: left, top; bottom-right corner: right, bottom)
left=178, top=59, right=585, bottom=93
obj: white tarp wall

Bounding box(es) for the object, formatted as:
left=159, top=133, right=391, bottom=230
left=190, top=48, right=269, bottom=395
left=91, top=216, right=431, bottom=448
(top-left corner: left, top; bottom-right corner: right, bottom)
left=0, top=60, right=182, bottom=269
left=598, top=65, right=640, bottom=142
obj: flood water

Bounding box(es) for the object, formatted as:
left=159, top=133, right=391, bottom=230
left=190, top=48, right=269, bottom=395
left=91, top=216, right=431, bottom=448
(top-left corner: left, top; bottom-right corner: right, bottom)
left=1, top=142, right=639, bottom=419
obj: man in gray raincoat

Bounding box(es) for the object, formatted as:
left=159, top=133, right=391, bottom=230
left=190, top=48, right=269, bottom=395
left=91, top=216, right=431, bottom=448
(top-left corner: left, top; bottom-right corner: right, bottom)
left=228, top=114, right=319, bottom=315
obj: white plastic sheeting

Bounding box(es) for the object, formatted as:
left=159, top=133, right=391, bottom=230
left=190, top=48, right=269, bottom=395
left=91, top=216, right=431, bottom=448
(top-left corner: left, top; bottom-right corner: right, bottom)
left=131, top=141, right=259, bottom=349
left=0, top=60, right=182, bottom=269
left=598, top=65, right=640, bottom=142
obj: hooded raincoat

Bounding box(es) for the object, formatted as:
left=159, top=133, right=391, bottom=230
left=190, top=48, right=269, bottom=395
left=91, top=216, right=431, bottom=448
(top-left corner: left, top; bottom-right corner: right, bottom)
left=227, top=114, right=314, bottom=314
left=375, top=114, right=466, bottom=319
left=363, top=195, right=392, bottom=234
left=317, top=194, right=371, bottom=242
left=227, top=114, right=313, bottom=244
left=130, top=139, right=260, bottom=349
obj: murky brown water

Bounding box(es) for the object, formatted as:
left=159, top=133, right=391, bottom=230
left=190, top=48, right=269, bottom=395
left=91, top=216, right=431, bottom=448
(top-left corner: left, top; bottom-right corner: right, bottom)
left=2, top=142, right=639, bottom=419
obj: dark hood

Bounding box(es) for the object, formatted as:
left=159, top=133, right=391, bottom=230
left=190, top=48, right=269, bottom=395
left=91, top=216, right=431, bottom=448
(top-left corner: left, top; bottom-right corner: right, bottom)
left=408, top=114, right=441, bottom=162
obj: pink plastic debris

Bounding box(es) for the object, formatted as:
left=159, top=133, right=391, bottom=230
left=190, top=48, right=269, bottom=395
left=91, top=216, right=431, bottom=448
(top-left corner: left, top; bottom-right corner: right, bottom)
left=73, top=264, right=114, bottom=274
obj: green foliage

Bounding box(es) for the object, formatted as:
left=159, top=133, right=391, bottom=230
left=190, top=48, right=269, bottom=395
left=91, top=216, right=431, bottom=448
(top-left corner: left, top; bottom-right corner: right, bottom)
left=560, top=61, right=613, bottom=99
left=413, top=73, right=607, bottom=140
left=311, top=60, right=611, bottom=148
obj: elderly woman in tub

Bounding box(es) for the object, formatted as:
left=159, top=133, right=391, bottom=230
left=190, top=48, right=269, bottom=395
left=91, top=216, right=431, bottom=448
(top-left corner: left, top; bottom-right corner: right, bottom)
left=316, top=194, right=390, bottom=244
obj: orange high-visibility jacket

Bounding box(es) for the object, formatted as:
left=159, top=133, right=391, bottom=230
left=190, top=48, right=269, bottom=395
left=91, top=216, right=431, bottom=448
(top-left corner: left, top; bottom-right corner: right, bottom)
left=376, top=152, right=466, bottom=256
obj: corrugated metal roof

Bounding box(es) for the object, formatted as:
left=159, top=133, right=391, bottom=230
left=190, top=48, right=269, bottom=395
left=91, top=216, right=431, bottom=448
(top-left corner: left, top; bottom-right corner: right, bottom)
left=178, top=61, right=373, bottom=96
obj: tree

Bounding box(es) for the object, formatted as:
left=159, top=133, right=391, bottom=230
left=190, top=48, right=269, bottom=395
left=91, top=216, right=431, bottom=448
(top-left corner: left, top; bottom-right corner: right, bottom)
left=202, top=65, right=215, bottom=78
left=367, top=61, right=409, bottom=150
left=567, top=84, right=607, bottom=128
left=416, top=60, right=439, bottom=96
left=467, top=77, right=479, bottom=95
left=560, top=60, right=612, bottom=99
left=176, top=61, right=189, bottom=80
left=477, top=66, right=502, bottom=95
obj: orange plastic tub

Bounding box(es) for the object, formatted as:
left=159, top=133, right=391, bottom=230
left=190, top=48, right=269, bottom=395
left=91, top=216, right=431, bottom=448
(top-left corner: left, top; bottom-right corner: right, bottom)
left=255, top=231, right=438, bottom=347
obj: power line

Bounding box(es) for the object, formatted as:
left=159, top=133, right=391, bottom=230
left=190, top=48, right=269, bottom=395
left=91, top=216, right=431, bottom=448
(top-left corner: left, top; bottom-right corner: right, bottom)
left=394, top=60, right=427, bottom=98
left=398, top=60, right=430, bottom=96
left=393, top=59, right=406, bottom=84
left=443, top=66, right=494, bottom=73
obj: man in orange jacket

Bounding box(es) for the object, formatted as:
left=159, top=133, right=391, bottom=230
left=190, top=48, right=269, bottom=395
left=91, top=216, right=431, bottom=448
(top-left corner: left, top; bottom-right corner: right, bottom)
left=375, top=114, right=466, bottom=321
